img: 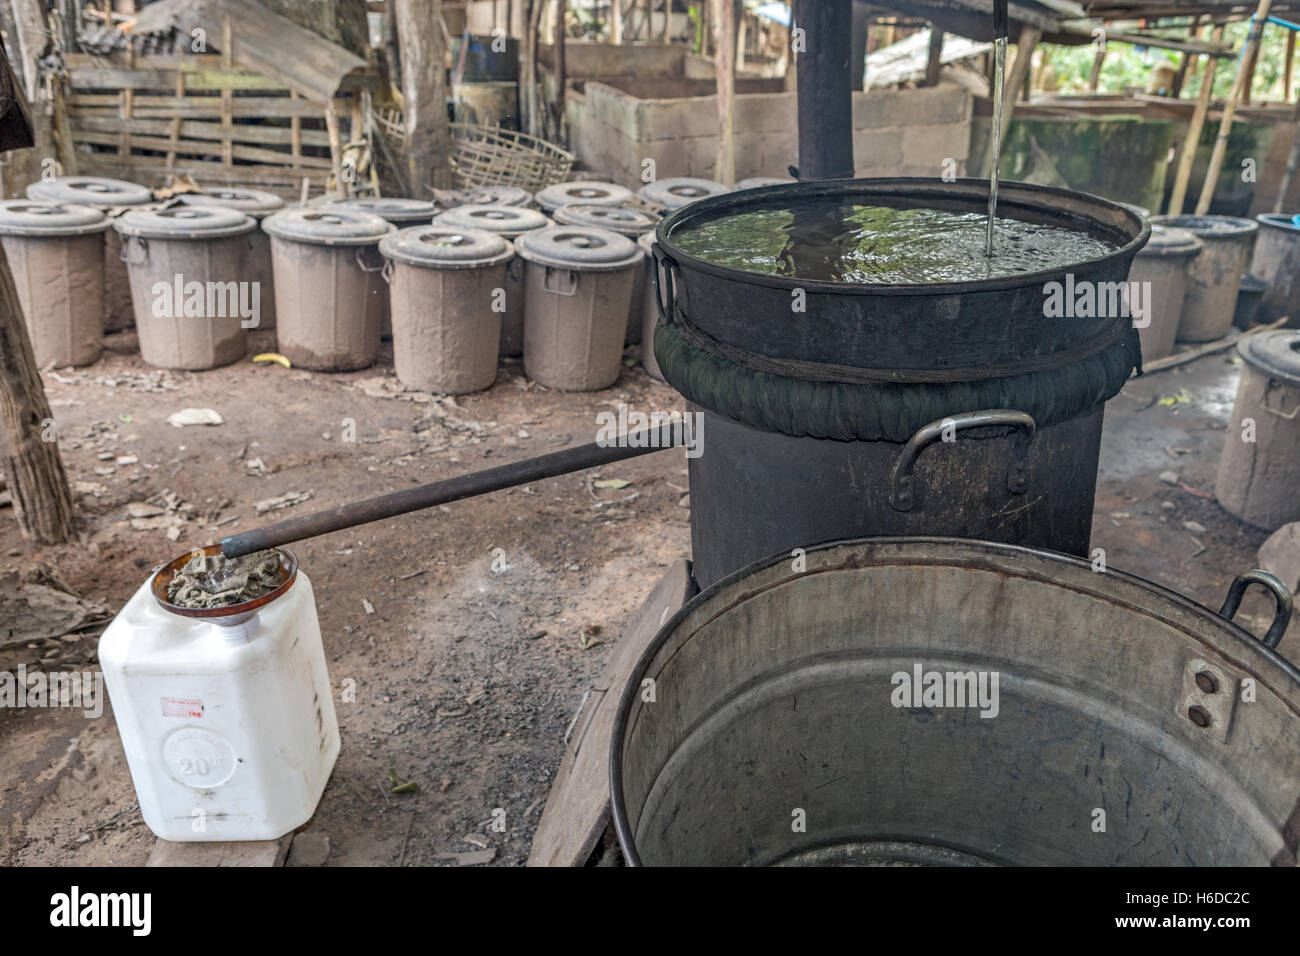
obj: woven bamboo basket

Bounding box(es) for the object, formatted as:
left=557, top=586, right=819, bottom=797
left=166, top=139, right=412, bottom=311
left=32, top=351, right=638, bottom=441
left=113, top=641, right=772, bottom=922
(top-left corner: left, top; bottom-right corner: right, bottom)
left=449, top=123, right=575, bottom=191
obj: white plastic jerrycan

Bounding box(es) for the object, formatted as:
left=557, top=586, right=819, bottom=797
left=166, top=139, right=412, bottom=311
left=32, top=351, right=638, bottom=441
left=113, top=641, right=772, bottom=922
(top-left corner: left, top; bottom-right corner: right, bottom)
left=98, top=546, right=339, bottom=842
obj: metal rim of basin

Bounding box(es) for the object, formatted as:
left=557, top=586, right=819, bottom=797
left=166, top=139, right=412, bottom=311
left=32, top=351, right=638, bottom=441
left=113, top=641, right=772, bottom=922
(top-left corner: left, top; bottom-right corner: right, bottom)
left=655, top=177, right=1150, bottom=298
left=609, top=534, right=1300, bottom=866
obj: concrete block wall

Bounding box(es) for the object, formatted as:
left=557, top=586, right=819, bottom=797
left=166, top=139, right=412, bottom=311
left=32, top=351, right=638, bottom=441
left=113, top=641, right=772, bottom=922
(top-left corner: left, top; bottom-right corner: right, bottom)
left=566, top=82, right=972, bottom=186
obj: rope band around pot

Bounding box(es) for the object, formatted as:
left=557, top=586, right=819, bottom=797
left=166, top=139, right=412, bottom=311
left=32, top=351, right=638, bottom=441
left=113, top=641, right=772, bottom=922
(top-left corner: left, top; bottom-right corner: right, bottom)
left=654, top=319, right=1143, bottom=442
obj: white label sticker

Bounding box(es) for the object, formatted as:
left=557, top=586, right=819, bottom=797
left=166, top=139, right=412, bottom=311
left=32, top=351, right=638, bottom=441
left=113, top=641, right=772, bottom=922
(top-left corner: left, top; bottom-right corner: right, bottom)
left=161, top=697, right=204, bottom=719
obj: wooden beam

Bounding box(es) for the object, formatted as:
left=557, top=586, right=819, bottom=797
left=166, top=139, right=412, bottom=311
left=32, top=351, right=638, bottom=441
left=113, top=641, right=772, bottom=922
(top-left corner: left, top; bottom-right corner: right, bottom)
left=1054, top=24, right=1234, bottom=58
left=1169, top=24, right=1224, bottom=215
left=1196, top=0, right=1273, bottom=215
left=10, top=0, right=47, bottom=103
left=611, top=0, right=623, bottom=43
left=710, top=0, right=735, bottom=184
left=1272, top=98, right=1300, bottom=212
left=924, top=26, right=944, bottom=87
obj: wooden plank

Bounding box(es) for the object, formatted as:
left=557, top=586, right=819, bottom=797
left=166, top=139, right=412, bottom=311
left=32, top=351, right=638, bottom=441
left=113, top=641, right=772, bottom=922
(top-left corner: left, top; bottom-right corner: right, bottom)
left=76, top=155, right=330, bottom=189
left=71, top=130, right=334, bottom=168
left=69, top=67, right=292, bottom=91
left=148, top=836, right=291, bottom=867
left=72, top=114, right=331, bottom=148
left=1196, top=0, right=1273, bottom=215
left=1168, top=25, right=1223, bottom=216
left=69, top=95, right=319, bottom=118
left=527, top=560, right=696, bottom=867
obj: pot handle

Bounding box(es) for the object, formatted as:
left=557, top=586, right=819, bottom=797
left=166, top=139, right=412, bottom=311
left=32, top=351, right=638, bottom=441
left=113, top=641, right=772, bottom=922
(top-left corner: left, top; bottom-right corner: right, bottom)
left=1261, top=378, right=1300, bottom=420
left=650, top=242, right=679, bottom=326
left=354, top=245, right=386, bottom=273
left=380, top=259, right=394, bottom=285
left=1217, top=570, right=1293, bottom=650
left=119, top=234, right=148, bottom=265
left=890, top=409, right=1036, bottom=513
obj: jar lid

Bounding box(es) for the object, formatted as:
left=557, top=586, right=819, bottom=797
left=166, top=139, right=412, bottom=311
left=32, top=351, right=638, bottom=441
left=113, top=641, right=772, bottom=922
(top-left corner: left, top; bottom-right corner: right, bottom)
left=27, top=176, right=153, bottom=206
left=533, top=180, right=634, bottom=213
left=326, top=196, right=437, bottom=225
left=515, top=225, right=641, bottom=271
left=637, top=177, right=731, bottom=210
left=113, top=205, right=257, bottom=239
left=432, top=204, right=550, bottom=238
left=1150, top=214, right=1258, bottom=240
left=0, top=200, right=111, bottom=237
left=734, top=177, right=791, bottom=191
left=263, top=207, right=394, bottom=245
left=1239, top=330, right=1300, bottom=387
left=1256, top=212, right=1300, bottom=234
left=380, top=225, right=513, bottom=269
left=179, top=188, right=285, bottom=216
left=552, top=202, right=659, bottom=236
left=1136, top=225, right=1202, bottom=259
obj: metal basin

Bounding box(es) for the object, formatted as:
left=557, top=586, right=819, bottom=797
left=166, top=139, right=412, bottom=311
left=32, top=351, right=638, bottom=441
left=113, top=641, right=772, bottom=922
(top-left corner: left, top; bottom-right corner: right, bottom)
left=652, top=177, right=1148, bottom=378
left=612, top=537, right=1299, bottom=866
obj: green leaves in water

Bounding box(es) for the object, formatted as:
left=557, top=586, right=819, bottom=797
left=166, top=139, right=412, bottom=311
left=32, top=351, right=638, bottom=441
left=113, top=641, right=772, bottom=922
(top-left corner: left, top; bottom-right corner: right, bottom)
left=670, top=200, right=1119, bottom=284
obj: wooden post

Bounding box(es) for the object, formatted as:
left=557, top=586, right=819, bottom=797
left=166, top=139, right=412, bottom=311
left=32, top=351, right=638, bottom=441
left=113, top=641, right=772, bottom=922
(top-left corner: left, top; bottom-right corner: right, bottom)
left=1286, top=32, right=1295, bottom=101
left=924, top=26, right=943, bottom=87
left=0, top=239, right=74, bottom=543
left=1196, top=1, right=1272, bottom=215
left=395, top=0, right=451, bottom=195
left=1088, top=46, right=1106, bottom=91
left=710, top=0, right=735, bottom=184
left=662, top=0, right=672, bottom=42
left=553, top=0, right=567, bottom=140
left=1169, top=24, right=1223, bottom=215
left=10, top=0, right=47, bottom=103
left=980, top=25, right=1041, bottom=177
left=736, top=3, right=746, bottom=70
left=1272, top=99, right=1300, bottom=212
left=1243, top=27, right=1263, bottom=105
left=611, top=0, right=622, bottom=43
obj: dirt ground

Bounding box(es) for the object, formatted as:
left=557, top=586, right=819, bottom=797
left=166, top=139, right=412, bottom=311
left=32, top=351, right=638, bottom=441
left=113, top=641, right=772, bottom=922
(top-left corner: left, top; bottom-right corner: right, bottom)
left=1, top=330, right=1294, bottom=866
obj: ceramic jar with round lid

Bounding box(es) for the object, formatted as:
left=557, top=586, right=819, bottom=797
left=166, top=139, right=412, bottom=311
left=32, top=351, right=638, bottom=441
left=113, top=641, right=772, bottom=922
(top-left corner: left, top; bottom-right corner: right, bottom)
left=554, top=203, right=662, bottom=346
left=533, top=181, right=633, bottom=215
left=113, top=206, right=259, bottom=370
left=1126, top=225, right=1203, bottom=361
left=28, top=176, right=153, bottom=333
left=515, top=226, right=642, bottom=390
left=263, top=207, right=395, bottom=370
left=0, top=200, right=111, bottom=367
left=433, top=204, right=551, bottom=357
left=380, top=225, right=514, bottom=394
left=180, top=189, right=285, bottom=329
left=1150, top=214, right=1258, bottom=342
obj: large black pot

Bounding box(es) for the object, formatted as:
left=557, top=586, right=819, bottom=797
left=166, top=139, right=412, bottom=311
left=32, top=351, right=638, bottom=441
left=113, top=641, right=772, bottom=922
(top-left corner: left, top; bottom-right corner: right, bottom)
left=652, top=177, right=1148, bottom=381
left=648, top=178, right=1148, bottom=589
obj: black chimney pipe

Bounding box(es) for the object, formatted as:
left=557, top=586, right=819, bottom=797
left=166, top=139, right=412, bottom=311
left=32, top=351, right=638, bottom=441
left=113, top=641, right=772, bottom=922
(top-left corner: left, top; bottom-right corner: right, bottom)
left=794, top=0, right=855, bottom=180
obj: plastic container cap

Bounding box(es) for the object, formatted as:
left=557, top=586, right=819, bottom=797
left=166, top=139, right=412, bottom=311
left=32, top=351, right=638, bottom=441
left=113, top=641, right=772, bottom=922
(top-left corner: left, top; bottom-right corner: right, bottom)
left=533, top=180, right=634, bottom=213
left=326, top=196, right=437, bottom=225
left=27, top=176, right=153, bottom=207
left=0, top=200, right=112, bottom=237
left=113, top=205, right=257, bottom=240
left=1136, top=225, right=1202, bottom=259
left=179, top=188, right=285, bottom=217
left=515, top=225, right=642, bottom=271
left=1256, top=212, right=1300, bottom=234
left=553, top=203, right=659, bottom=237
left=1239, top=330, right=1300, bottom=387
left=734, top=177, right=791, bottom=191
left=433, top=204, right=550, bottom=238
left=263, top=207, right=394, bottom=245
left=380, top=225, right=513, bottom=269
left=637, top=177, right=732, bottom=211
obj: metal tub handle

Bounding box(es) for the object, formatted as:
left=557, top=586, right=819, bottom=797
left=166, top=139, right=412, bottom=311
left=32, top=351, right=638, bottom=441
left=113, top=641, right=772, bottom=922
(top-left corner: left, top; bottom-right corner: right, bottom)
left=650, top=242, right=679, bottom=326
left=354, top=245, right=386, bottom=273
left=890, top=409, right=1036, bottom=513
left=1218, top=570, right=1293, bottom=649
left=119, top=235, right=148, bottom=265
